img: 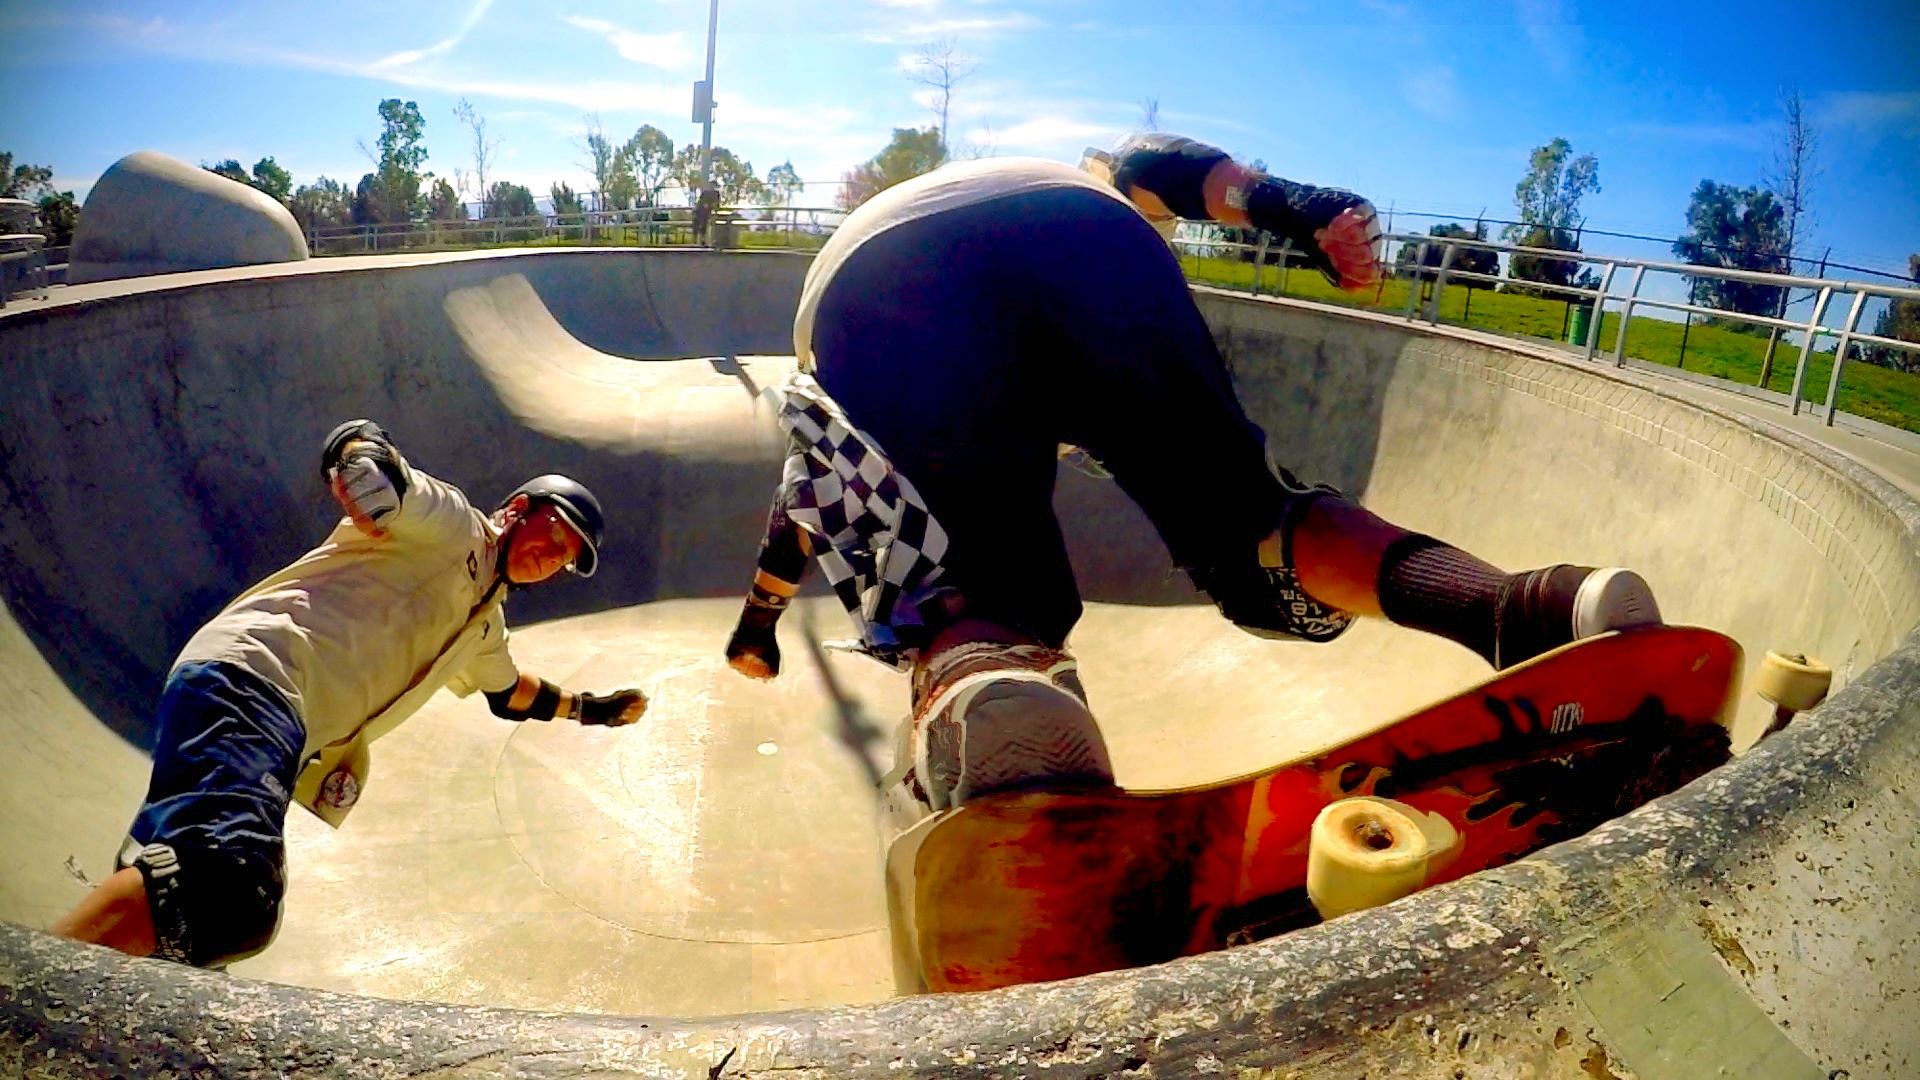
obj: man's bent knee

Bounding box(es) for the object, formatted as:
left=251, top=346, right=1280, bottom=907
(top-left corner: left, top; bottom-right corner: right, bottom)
left=125, top=842, right=284, bottom=968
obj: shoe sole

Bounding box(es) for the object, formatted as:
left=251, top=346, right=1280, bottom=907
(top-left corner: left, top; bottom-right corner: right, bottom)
left=1571, top=567, right=1663, bottom=639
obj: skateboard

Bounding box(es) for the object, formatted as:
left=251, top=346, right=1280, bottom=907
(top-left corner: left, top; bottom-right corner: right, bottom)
left=886, top=626, right=1742, bottom=993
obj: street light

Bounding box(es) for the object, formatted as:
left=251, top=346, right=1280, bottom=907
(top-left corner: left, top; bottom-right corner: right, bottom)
left=693, top=0, right=719, bottom=188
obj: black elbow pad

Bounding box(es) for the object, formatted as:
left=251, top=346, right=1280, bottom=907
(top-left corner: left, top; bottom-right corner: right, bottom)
left=486, top=679, right=562, bottom=722
left=1109, top=134, right=1230, bottom=221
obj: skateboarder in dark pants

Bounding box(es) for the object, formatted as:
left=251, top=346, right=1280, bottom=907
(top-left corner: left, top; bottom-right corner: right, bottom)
left=725, top=134, right=1661, bottom=812
left=51, top=421, right=649, bottom=967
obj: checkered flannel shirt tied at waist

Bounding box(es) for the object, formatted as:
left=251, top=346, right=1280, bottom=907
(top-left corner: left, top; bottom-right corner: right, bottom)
left=762, top=373, right=954, bottom=672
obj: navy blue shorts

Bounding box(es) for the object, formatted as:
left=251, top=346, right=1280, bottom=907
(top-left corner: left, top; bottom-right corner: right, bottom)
left=122, top=659, right=305, bottom=961
left=810, top=186, right=1290, bottom=646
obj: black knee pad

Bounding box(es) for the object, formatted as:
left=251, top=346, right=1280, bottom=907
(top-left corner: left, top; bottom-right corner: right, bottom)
left=1187, top=483, right=1356, bottom=642
left=127, top=843, right=285, bottom=968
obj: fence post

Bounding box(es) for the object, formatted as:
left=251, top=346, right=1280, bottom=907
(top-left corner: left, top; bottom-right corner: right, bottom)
left=1822, top=290, right=1870, bottom=426
left=1612, top=265, right=1645, bottom=367
left=1253, top=232, right=1269, bottom=294
left=1787, top=285, right=1834, bottom=414
left=1426, top=242, right=1458, bottom=324
left=1402, top=242, right=1430, bottom=320
left=1584, top=262, right=1617, bottom=363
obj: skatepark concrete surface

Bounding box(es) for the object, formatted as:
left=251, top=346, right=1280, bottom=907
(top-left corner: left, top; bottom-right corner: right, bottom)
left=3, top=249, right=1918, bottom=1078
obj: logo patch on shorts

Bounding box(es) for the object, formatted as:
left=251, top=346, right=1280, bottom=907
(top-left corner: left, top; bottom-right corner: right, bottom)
left=467, top=551, right=479, bottom=580
left=319, top=768, right=360, bottom=810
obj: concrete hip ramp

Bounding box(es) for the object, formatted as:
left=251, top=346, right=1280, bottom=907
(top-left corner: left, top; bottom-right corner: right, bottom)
left=2, top=250, right=1917, bottom=1078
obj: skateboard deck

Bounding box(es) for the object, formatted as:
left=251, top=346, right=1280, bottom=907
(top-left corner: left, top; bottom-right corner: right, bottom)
left=887, top=626, right=1742, bottom=993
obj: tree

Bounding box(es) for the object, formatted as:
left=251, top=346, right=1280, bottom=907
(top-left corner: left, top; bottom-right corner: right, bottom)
left=1867, top=255, right=1920, bottom=374
left=1, top=153, right=55, bottom=199
left=550, top=181, right=582, bottom=217
left=37, top=191, right=79, bottom=246
left=1502, top=138, right=1599, bottom=294
left=202, top=156, right=292, bottom=203
left=452, top=98, right=500, bottom=207
left=1672, top=180, right=1789, bottom=319
left=1766, top=85, right=1818, bottom=281
left=203, top=159, right=252, bottom=186
left=426, top=177, right=467, bottom=220
left=250, top=158, right=292, bottom=203
left=906, top=38, right=976, bottom=156
left=624, top=125, right=675, bottom=207
left=580, top=114, right=636, bottom=211
left=289, top=178, right=352, bottom=231
left=763, top=161, right=803, bottom=206
left=669, top=144, right=762, bottom=204
left=837, top=127, right=947, bottom=211
left=357, top=98, right=429, bottom=222
left=1396, top=222, right=1498, bottom=286
left=484, top=181, right=537, bottom=219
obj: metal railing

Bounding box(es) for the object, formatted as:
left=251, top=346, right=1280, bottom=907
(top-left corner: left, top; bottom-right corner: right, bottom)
left=1174, top=229, right=1920, bottom=431
left=301, top=204, right=846, bottom=256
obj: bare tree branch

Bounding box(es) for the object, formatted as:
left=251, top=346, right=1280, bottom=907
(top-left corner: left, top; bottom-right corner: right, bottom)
left=453, top=98, right=501, bottom=208
left=905, top=37, right=976, bottom=157
left=1766, top=84, right=1820, bottom=273
left=1139, top=96, right=1160, bottom=132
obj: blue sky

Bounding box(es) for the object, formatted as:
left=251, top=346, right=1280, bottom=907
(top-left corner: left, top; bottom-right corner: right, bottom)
left=3, top=0, right=1916, bottom=277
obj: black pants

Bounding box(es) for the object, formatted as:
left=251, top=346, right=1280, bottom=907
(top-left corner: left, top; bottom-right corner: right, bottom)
left=810, top=186, right=1287, bottom=646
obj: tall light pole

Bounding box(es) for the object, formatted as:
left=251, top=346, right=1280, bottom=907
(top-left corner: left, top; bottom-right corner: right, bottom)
left=693, top=0, right=720, bottom=189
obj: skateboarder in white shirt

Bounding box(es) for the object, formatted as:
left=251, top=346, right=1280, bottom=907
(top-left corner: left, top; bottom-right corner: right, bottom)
left=52, top=420, right=648, bottom=968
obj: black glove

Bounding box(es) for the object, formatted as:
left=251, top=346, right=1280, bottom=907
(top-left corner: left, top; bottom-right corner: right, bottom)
left=1109, top=133, right=1230, bottom=221
left=574, top=688, right=647, bottom=727
left=725, top=603, right=782, bottom=679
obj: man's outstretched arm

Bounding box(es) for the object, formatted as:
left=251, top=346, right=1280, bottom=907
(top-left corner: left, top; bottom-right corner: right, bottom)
left=483, top=673, right=647, bottom=726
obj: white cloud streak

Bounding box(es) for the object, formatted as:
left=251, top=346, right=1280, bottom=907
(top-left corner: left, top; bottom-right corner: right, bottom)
left=370, top=0, right=495, bottom=69
left=564, top=15, right=697, bottom=72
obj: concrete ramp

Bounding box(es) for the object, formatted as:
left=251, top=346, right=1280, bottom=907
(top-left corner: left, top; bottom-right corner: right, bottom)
left=3, top=251, right=1919, bottom=1077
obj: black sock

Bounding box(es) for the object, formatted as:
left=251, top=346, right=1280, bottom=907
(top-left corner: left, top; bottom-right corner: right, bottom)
left=1377, top=536, right=1588, bottom=668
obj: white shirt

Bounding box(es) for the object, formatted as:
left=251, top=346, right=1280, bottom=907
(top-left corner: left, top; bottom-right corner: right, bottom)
left=175, top=458, right=519, bottom=759
left=793, top=157, right=1136, bottom=371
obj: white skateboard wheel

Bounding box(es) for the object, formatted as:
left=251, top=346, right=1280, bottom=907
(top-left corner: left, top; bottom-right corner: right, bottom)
left=1307, top=797, right=1458, bottom=921
left=1754, top=650, right=1832, bottom=713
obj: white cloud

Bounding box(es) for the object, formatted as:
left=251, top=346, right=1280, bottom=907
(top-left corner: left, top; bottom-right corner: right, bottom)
left=565, top=15, right=696, bottom=71
left=1514, top=0, right=1579, bottom=76
left=1817, top=91, right=1920, bottom=134
left=370, top=0, right=494, bottom=69
left=985, top=116, right=1120, bottom=148
left=1402, top=65, right=1460, bottom=120
left=863, top=13, right=1038, bottom=44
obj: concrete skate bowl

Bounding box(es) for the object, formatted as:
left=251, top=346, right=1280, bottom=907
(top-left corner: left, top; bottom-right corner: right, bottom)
left=0, top=249, right=1917, bottom=1079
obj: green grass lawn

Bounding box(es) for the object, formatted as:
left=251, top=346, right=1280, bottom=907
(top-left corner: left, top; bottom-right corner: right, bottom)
left=1179, top=253, right=1920, bottom=434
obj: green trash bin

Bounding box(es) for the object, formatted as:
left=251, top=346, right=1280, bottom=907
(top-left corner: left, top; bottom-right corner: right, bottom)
left=1567, top=303, right=1594, bottom=347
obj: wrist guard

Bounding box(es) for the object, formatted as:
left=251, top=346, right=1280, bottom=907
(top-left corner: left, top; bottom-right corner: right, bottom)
left=1245, top=181, right=1375, bottom=282
left=321, top=419, right=409, bottom=498
left=485, top=679, right=562, bottom=721
left=575, top=689, right=646, bottom=726
left=1109, top=133, right=1230, bottom=221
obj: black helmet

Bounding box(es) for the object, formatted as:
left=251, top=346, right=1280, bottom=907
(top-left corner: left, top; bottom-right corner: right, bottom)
left=502, top=475, right=604, bottom=577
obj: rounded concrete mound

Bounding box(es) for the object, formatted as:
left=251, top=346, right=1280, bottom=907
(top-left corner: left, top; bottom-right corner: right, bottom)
left=2, top=250, right=1918, bottom=1078
left=68, top=150, right=309, bottom=283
